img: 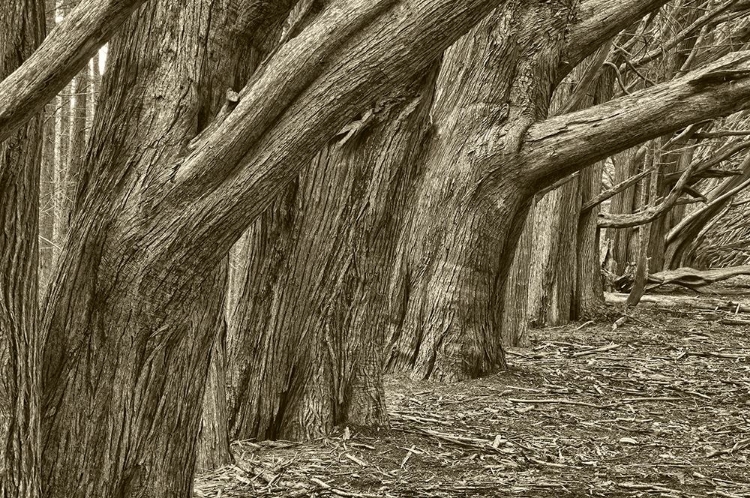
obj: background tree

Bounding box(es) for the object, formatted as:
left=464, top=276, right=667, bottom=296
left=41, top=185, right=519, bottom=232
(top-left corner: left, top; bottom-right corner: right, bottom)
left=0, top=0, right=45, bottom=495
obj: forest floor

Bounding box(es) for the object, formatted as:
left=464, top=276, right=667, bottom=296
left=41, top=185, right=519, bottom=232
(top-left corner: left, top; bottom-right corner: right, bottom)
left=195, top=279, right=750, bottom=497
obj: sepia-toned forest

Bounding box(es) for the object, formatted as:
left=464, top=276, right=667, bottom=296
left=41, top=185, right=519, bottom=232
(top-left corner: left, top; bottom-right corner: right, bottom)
left=1, top=0, right=750, bottom=496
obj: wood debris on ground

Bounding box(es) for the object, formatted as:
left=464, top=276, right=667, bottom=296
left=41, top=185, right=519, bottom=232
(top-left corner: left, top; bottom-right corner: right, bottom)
left=195, top=284, right=750, bottom=497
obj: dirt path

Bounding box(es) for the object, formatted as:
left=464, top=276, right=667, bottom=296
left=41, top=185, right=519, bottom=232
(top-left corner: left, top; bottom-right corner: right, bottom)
left=196, top=288, right=750, bottom=497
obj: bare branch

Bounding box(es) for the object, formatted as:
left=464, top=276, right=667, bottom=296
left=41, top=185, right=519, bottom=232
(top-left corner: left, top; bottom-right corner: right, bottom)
left=668, top=176, right=750, bottom=242
left=664, top=140, right=750, bottom=182
left=563, top=0, right=671, bottom=73
left=630, top=0, right=744, bottom=68
left=581, top=166, right=652, bottom=212
left=597, top=148, right=701, bottom=228
left=694, top=129, right=750, bottom=139
left=522, top=51, right=750, bottom=186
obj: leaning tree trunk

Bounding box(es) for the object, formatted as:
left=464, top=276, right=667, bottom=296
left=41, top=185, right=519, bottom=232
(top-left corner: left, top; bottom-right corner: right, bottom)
left=386, top=3, right=572, bottom=381
left=37, top=0, right=504, bottom=493
left=39, top=0, right=241, bottom=495
left=607, top=147, right=645, bottom=275
left=229, top=69, right=438, bottom=441
left=0, top=0, right=45, bottom=495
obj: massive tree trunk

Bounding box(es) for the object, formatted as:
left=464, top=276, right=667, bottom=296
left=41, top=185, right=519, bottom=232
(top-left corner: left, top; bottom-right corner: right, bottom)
left=229, top=69, right=438, bottom=441
left=386, top=4, right=559, bottom=382
left=39, top=1, right=238, bottom=495
left=36, top=0, right=509, bottom=494
left=0, top=0, right=45, bottom=495
left=386, top=0, right=750, bottom=381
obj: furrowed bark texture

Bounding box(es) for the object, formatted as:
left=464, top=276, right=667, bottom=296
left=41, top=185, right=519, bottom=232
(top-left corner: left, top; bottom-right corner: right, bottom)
left=575, top=160, right=606, bottom=318
left=527, top=179, right=580, bottom=327
left=195, top=0, right=285, bottom=472
left=32, top=0, right=750, bottom=494
left=38, top=0, right=508, bottom=494
left=0, top=0, right=45, bottom=495
left=386, top=2, right=565, bottom=381
left=40, top=1, right=234, bottom=495
left=230, top=72, right=437, bottom=441
left=500, top=210, right=532, bottom=347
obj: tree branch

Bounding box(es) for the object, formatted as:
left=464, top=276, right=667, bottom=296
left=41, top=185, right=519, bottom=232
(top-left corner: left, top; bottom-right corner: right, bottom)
left=522, top=51, right=750, bottom=186
left=581, top=165, right=652, bottom=212
left=597, top=149, right=700, bottom=228
left=667, top=175, right=750, bottom=243
left=142, top=0, right=504, bottom=276
left=0, top=0, right=146, bottom=146
left=562, top=0, right=671, bottom=73
left=630, top=0, right=744, bottom=68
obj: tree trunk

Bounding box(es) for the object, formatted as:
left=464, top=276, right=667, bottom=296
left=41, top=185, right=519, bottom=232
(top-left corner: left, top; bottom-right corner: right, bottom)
left=500, top=210, right=532, bottom=347
left=39, top=1, right=236, bottom=495
left=0, top=0, right=46, bottom=494
left=196, top=263, right=231, bottom=473
left=229, top=70, right=438, bottom=441
left=386, top=3, right=571, bottom=381
left=608, top=150, right=643, bottom=276
left=527, top=180, right=579, bottom=327
left=575, top=161, right=606, bottom=318
left=26, top=0, right=750, bottom=492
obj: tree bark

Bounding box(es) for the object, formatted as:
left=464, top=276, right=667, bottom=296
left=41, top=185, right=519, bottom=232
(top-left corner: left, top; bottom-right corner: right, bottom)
left=501, top=210, right=532, bottom=347
left=0, top=0, right=45, bottom=495
left=575, top=161, right=606, bottom=318
left=38, top=0, right=508, bottom=494
left=386, top=0, right=668, bottom=380
left=230, top=70, right=438, bottom=441
left=40, top=0, right=237, bottom=495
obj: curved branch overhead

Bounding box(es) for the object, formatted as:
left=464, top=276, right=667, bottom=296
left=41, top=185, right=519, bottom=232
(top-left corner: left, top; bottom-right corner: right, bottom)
left=522, top=51, right=750, bottom=187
